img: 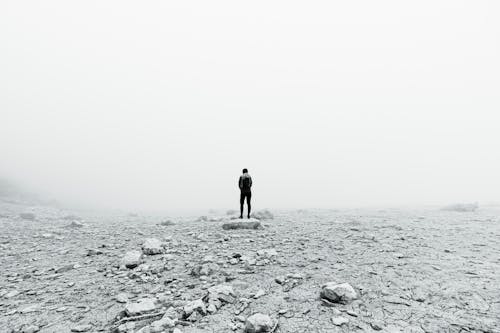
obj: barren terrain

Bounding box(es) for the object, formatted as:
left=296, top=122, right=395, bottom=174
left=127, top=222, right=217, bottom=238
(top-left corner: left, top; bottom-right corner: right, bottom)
left=1, top=201, right=499, bottom=333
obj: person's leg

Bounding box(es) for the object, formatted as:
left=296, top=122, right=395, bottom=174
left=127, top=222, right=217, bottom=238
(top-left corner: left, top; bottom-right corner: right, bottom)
left=239, top=192, right=244, bottom=218
left=246, top=192, right=252, bottom=218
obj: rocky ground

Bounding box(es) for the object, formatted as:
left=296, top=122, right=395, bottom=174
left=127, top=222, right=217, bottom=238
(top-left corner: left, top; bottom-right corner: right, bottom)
left=1, top=200, right=499, bottom=333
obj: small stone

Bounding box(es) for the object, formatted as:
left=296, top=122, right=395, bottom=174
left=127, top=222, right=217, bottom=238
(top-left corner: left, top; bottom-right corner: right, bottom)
left=5, top=290, right=19, bottom=298
left=125, top=298, right=156, bottom=316
left=115, top=293, right=128, bottom=303
left=122, top=250, right=142, bottom=269
left=20, top=213, right=36, bottom=220
left=183, top=299, right=206, bottom=317
left=331, top=316, right=349, bottom=326
left=320, top=282, right=357, bottom=304
left=55, top=264, right=75, bottom=273
left=71, top=324, right=92, bottom=332
left=142, top=238, right=163, bottom=255
left=253, top=289, right=266, bottom=299
left=370, top=320, right=384, bottom=330
left=22, top=325, right=40, bottom=333
left=245, top=313, right=273, bottom=333
left=222, top=220, right=262, bottom=230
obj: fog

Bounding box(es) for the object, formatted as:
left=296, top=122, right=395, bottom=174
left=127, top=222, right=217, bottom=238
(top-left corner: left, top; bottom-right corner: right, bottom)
left=1, top=1, right=499, bottom=212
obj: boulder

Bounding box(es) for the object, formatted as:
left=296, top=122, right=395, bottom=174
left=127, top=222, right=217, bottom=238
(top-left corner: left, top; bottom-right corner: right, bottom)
left=320, top=282, right=357, bottom=304
left=142, top=238, right=163, bottom=255
left=122, top=250, right=143, bottom=269
left=245, top=313, right=273, bottom=333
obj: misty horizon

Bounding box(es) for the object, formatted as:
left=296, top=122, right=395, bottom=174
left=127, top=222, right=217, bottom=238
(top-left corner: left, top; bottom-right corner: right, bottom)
left=2, top=1, right=499, bottom=211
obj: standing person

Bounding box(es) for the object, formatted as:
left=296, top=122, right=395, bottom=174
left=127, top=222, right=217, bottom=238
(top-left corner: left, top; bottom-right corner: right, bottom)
left=239, top=168, right=252, bottom=219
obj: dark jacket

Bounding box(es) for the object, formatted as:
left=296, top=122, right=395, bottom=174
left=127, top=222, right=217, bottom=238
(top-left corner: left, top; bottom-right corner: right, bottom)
left=239, top=173, right=252, bottom=193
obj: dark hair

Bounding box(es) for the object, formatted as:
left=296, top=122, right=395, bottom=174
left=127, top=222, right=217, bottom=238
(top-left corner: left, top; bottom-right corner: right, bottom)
left=242, top=168, right=248, bottom=173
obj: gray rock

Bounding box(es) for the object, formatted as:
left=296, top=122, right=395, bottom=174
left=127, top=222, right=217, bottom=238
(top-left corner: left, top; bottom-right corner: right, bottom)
left=19, top=213, right=36, bottom=221
left=251, top=210, right=274, bottom=220
left=245, top=313, right=273, bottom=333
left=22, top=325, right=40, bottom=333
left=122, top=250, right=142, bottom=268
left=222, top=220, right=262, bottom=230
left=183, top=299, right=206, bottom=317
left=125, top=298, right=156, bottom=316
left=142, top=238, right=163, bottom=255
left=70, top=325, right=92, bottom=332
left=320, top=282, right=357, bottom=304
left=331, top=316, right=349, bottom=326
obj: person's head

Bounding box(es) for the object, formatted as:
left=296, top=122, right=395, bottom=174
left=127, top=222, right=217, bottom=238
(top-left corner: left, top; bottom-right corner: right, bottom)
left=242, top=168, right=248, bottom=174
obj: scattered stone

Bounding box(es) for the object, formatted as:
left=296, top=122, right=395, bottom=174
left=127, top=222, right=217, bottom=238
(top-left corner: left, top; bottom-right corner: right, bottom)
left=66, top=221, right=85, bottom=228
left=5, top=290, right=20, bottom=298
left=22, top=325, right=40, bottom=333
left=222, top=220, right=262, bottom=230
left=331, top=316, right=349, bottom=326
left=122, top=250, right=142, bottom=268
left=55, top=264, right=75, bottom=273
left=320, top=282, right=357, bottom=304
left=115, top=293, right=128, bottom=303
left=86, top=249, right=103, bottom=256
left=71, top=324, right=92, bottom=332
left=253, top=289, right=266, bottom=299
left=125, top=298, right=156, bottom=316
left=142, top=238, right=163, bottom=255
left=19, top=213, right=36, bottom=220
left=183, top=299, right=206, bottom=317
left=251, top=210, right=274, bottom=220
left=159, top=220, right=175, bottom=226
left=150, top=314, right=176, bottom=332
left=245, top=313, right=273, bottom=333
left=371, top=320, right=384, bottom=330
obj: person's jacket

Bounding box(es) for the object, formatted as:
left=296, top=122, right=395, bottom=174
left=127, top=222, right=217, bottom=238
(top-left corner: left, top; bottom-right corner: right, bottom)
left=239, top=173, right=252, bottom=193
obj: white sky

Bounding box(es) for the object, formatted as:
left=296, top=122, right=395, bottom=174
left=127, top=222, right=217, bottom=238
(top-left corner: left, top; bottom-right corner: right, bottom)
left=1, top=1, right=499, bottom=211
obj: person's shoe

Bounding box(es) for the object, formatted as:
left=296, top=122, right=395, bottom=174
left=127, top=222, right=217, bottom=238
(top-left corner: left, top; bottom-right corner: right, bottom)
left=239, top=215, right=243, bottom=219
left=247, top=215, right=250, bottom=219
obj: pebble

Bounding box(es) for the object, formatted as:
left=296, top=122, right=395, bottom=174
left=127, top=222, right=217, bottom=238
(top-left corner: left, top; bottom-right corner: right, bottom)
left=70, top=324, right=92, bottom=332
left=125, top=298, right=156, bottom=316
left=331, top=316, right=349, bottom=326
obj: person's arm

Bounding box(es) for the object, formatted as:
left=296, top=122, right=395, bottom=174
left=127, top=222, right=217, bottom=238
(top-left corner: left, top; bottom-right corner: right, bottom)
left=238, top=176, right=242, bottom=189
left=249, top=177, right=252, bottom=188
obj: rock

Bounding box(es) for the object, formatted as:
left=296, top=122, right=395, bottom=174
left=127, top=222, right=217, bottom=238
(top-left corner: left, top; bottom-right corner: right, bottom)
left=66, top=221, right=85, bottom=228
left=253, top=289, right=266, bottom=299
left=55, top=264, right=75, bottom=273
left=22, top=325, right=40, bottom=333
left=222, top=221, right=262, bottom=230
left=256, top=248, right=278, bottom=258
left=206, top=284, right=236, bottom=304
left=441, top=203, right=478, bottom=212
left=320, top=282, right=357, bottom=304
left=117, top=322, right=135, bottom=332
left=172, top=329, right=183, bottom=333
left=150, top=314, right=176, bottom=332
left=125, top=298, right=156, bottom=316
left=86, top=248, right=103, bottom=256
left=115, top=293, right=128, bottom=303
left=331, top=316, right=349, bottom=326
left=142, top=238, right=163, bottom=255
left=5, top=290, right=20, bottom=298
left=19, top=213, right=36, bottom=220
left=183, top=299, right=206, bottom=317
left=122, top=250, right=142, bottom=268
left=370, top=320, right=384, bottom=330
left=190, top=263, right=219, bottom=277
left=70, top=325, right=92, bottom=332
left=245, top=313, right=273, bottom=333
left=159, top=220, right=175, bottom=226
left=251, top=210, right=274, bottom=220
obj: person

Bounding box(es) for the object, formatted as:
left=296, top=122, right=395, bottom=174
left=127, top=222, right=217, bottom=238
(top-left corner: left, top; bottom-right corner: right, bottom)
left=238, top=168, right=252, bottom=219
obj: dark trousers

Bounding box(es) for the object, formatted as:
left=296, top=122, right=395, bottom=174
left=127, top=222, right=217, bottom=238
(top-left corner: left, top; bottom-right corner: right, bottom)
left=240, top=191, right=251, bottom=217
